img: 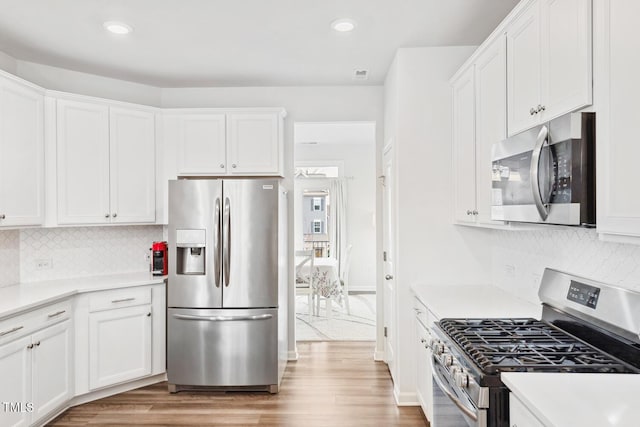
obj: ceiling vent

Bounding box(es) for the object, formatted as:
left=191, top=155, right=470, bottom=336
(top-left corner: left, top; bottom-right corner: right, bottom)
left=353, top=69, right=369, bottom=80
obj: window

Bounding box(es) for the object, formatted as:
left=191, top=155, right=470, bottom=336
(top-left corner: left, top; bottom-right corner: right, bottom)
left=312, top=220, right=322, bottom=234
left=312, top=197, right=322, bottom=211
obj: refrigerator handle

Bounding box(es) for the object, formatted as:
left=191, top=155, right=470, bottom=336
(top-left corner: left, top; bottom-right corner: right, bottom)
left=214, top=197, right=221, bottom=288
left=223, top=197, right=231, bottom=287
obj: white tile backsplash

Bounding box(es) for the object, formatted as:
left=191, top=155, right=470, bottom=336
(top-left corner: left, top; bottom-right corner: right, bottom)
left=20, top=226, right=163, bottom=282
left=0, top=230, right=20, bottom=287
left=492, top=228, right=640, bottom=304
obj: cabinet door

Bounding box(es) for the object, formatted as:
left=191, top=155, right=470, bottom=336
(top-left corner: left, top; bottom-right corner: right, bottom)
left=0, top=78, right=44, bottom=227
left=31, top=320, right=72, bottom=422
left=475, top=36, right=507, bottom=225
left=176, top=114, right=226, bottom=175
left=227, top=113, right=280, bottom=175
left=0, top=336, right=32, bottom=427
left=89, top=305, right=152, bottom=390
left=510, top=394, right=545, bottom=427
left=540, top=0, right=592, bottom=121
left=596, top=0, right=640, bottom=237
left=57, top=99, right=110, bottom=224
left=109, top=107, right=156, bottom=223
left=507, top=0, right=542, bottom=136
left=452, top=66, right=477, bottom=223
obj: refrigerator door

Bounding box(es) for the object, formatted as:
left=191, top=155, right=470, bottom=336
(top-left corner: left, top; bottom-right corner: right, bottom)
left=222, top=179, right=279, bottom=308
left=168, top=179, right=222, bottom=308
left=167, top=307, right=278, bottom=387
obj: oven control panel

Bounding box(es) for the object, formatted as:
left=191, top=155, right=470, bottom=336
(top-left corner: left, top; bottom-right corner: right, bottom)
left=567, top=280, right=600, bottom=309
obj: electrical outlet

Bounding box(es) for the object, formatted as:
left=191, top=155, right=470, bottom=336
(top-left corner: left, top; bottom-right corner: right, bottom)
left=35, top=259, right=53, bottom=270
left=504, top=264, right=516, bottom=277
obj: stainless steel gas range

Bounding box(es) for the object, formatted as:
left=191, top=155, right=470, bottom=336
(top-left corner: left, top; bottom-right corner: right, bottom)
left=429, top=269, right=640, bottom=427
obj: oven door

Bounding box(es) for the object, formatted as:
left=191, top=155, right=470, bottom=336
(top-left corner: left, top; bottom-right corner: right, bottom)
left=431, top=355, right=487, bottom=427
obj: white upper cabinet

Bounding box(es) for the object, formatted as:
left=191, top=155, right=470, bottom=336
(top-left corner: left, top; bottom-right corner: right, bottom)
left=57, top=98, right=156, bottom=225
left=176, top=114, right=226, bottom=175
left=109, top=107, right=155, bottom=223
left=452, top=66, right=477, bottom=224
left=227, top=113, right=280, bottom=175
left=595, top=0, right=640, bottom=239
left=166, top=109, right=285, bottom=178
left=507, top=0, right=592, bottom=136
left=475, top=35, right=507, bottom=225
left=56, top=99, right=110, bottom=225
left=0, top=75, right=44, bottom=227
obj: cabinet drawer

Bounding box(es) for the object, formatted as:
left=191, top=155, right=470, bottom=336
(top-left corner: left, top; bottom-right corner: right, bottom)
left=0, top=299, right=72, bottom=345
left=89, top=287, right=152, bottom=313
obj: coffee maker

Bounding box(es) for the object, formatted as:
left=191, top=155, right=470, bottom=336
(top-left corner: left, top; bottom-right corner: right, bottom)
left=151, top=241, right=168, bottom=276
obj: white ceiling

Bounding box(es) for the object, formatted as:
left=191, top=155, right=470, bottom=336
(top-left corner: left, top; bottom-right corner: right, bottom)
left=0, top=0, right=519, bottom=87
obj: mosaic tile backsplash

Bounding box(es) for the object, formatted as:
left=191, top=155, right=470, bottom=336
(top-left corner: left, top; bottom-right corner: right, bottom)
left=20, top=225, right=163, bottom=282
left=492, top=227, right=640, bottom=305
left=0, top=230, right=20, bottom=287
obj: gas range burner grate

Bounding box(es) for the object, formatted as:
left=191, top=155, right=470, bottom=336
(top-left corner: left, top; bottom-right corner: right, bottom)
left=439, top=318, right=636, bottom=374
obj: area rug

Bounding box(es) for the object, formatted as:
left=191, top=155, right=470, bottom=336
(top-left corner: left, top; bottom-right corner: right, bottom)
left=295, top=293, right=376, bottom=341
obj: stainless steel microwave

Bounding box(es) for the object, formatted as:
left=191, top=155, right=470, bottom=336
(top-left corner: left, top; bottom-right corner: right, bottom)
left=491, top=112, right=595, bottom=226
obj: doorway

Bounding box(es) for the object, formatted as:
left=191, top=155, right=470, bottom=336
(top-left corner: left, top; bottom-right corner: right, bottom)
left=293, top=122, right=377, bottom=342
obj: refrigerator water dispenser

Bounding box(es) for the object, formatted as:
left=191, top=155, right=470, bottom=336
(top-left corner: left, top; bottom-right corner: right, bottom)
left=176, top=229, right=206, bottom=275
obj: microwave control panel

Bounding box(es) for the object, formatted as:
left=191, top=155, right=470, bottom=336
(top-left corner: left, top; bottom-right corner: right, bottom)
left=551, top=141, right=572, bottom=203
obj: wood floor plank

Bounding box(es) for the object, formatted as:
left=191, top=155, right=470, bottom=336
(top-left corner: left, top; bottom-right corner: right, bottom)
left=48, top=341, right=428, bottom=426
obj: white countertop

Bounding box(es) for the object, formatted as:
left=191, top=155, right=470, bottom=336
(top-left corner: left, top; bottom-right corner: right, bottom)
left=503, top=373, right=640, bottom=427
left=411, top=283, right=541, bottom=320
left=0, top=272, right=165, bottom=320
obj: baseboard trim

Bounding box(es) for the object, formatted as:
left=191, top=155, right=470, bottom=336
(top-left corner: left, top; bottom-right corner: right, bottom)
left=374, top=349, right=385, bottom=361
left=71, top=374, right=167, bottom=406
left=287, top=349, right=299, bottom=361
left=393, top=387, right=420, bottom=407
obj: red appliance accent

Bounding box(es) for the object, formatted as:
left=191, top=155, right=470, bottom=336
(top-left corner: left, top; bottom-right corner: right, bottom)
left=152, top=241, right=168, bottom=276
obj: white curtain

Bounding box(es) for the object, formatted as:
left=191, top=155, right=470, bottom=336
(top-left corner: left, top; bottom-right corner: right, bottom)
left=329, top=179, right=347, bottom=275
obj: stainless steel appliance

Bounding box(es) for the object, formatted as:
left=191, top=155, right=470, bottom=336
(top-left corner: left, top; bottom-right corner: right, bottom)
left=166, top=178, right=287, bottom=393
left=491, top=112, right=595, bottom=225
left=430, top=268, right=640, bottom=427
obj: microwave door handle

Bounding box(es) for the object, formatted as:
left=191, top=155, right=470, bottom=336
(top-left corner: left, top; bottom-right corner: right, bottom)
left=214, top=197, right=221, bottom=288
left=530, top=125, right=550, bottom=221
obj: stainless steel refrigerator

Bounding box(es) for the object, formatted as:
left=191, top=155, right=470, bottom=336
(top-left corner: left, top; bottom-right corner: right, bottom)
left=166, top=178, right=287, bottom=393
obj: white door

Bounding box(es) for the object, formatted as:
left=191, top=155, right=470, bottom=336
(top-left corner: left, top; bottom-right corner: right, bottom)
left=89, top=305, right=152, bottom=390
left=109, top=107, right=156, bottom=223
left=475, top=35, right=507, bottom=225
left=176, top=114, right=227, bottom=175
left=382, top=145, right=396, bottom=381
left=57, top=99, right=110, bottom=224
left=31, top=320, right=72, bottom=422
left=452, top=66, right=477, bottom=223
left=507, top=0, right=542, bottom=135
left=227, top=113, right=280, bottom=175
left=540, top=0, right=592, bottom=121
left=0, top=336, right=32, bottom=427
left=0, top=77, right=44, bottom=227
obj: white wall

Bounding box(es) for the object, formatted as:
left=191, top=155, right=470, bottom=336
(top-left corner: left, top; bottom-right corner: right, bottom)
left=384, top=46, right=493, bottom=403
left=295, top=142, right=377, bottom=291
left=0, top=50, right=17, bottom=75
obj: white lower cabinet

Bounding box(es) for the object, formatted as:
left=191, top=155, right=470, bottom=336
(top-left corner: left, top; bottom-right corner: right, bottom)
left=0, top=318, right=72, bottom=427
left=414, top=298, right=434, bottom=422
left=89, top=304, right=152, bottom=390
left=510, top=393, right=545, bottom=427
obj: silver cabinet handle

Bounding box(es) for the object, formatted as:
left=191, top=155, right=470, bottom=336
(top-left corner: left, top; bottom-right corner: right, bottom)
left=214, top=197, right=221, bottom=288
left=530, top=125, right=550, bottom=221
left=35, top=341, right=40, bottom=346
left=174, top=313, right=272, bottom=322
left=105, top=213, right=110, bottom=218
left=537, top=104, right=545, bottom=113
left=530, top=107, right=537, bottom=116
left=48, top=310, right=66, bottom=318
left=112, top=297, right=135, bottom=303
left=472, top=210, right=478, bottom=215
left=466, top=210, right=472, bottom=215
left=0, top=214, right=5, bottom=219
left=219, top=164, right=225, bottom=169
left=0, top=326, right=24, bottom=337
left=232, top=164, right=237, bottom=168
left=385, top=274, right=393, bottom=280
left=223, top=197, right=231, bottom=287
left=112, top=213, right=117, bottom=218
left=27, top=343, right=34, bottom=349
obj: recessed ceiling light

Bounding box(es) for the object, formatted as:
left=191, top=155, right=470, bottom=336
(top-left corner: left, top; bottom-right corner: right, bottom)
left=103, top=21, right=133, bottom=35
left=331, top=18, right=356, bottom=32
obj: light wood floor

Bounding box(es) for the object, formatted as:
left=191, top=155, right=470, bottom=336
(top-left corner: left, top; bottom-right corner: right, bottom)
left=49, top=341, right=428, bottom=426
